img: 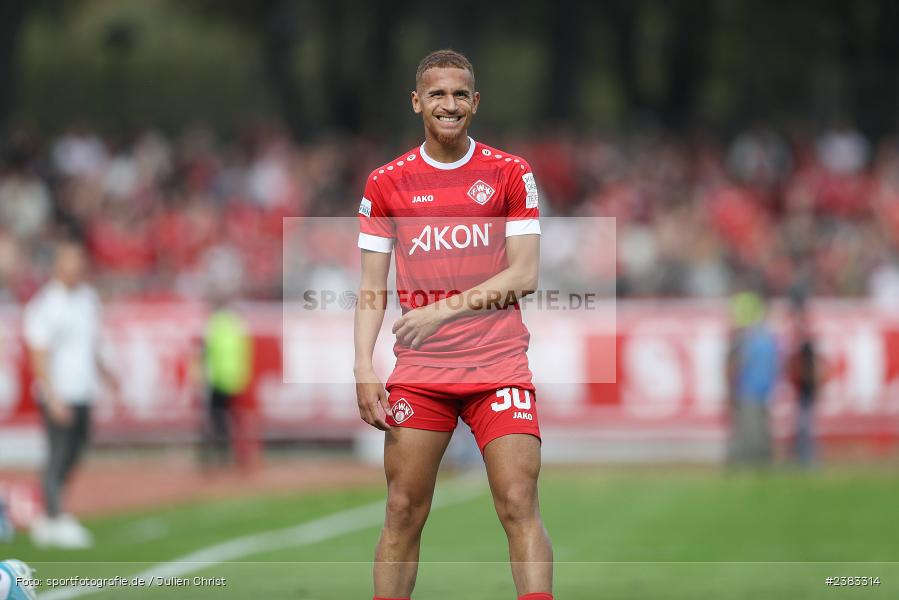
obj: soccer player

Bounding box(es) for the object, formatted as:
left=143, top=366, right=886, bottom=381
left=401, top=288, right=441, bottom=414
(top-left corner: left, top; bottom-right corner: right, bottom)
left=354, top=50, right=553, bottom=600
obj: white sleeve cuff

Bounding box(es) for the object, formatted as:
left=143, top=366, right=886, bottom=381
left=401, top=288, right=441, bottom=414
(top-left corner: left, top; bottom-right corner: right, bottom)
left=505, top=219, right=541, bottom=237
left=358, top=232, right=394, bottom=253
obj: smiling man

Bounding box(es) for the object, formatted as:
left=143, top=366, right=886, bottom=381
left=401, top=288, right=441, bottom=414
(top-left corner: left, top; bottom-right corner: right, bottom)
left=354, top=49, right=553, bottom=600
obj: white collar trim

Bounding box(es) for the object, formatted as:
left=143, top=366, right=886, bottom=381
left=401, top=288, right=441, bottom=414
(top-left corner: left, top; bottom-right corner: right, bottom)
left=419, top=137, right=476, bottom=170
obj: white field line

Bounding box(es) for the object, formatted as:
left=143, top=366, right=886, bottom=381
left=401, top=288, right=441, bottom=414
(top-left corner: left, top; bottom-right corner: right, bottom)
left=41, top=475, right=485, bottom=600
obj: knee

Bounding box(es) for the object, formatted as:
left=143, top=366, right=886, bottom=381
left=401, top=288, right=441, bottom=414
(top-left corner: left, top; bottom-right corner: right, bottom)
left=385, top=491, right=431, bottom=532
left=495, top=484, right=539, bottom=529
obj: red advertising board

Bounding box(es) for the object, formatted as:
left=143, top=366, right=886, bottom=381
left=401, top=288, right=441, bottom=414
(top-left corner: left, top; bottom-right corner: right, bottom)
left=1, top=302, right=897, bottom=451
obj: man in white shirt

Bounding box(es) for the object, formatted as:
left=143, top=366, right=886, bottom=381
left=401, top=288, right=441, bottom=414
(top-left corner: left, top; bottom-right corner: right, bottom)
left=22, top=239, right=117, bottom=548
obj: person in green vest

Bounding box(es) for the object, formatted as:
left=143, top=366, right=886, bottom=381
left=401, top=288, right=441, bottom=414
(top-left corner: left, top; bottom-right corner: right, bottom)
left=725, top=291, right=779, bottom=467
left=201, top=298, right=252, bottom=468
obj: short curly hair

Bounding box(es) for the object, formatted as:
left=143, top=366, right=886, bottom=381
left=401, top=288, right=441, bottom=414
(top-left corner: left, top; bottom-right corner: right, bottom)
left=415, top=49, right=475, bottom=90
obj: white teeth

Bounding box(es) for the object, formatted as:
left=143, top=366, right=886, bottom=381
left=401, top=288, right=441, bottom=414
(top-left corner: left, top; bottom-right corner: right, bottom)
left=437, top=116, right=460, bottom=122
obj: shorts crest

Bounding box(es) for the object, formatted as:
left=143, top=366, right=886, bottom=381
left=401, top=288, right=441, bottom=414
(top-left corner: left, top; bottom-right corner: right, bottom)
left=392, top=398, right=414, bottom=424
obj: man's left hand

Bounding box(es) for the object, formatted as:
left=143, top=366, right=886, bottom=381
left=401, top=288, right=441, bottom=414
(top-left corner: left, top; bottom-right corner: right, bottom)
left=392, top=304, right=446, bottom=349
left=104, top=374, right=121, bottom=398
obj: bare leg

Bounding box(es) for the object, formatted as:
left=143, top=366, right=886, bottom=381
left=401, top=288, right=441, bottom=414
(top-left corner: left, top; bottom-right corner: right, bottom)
left=483, top=434, right=552, bottom=595
left=373, top=427, right=453, bottom=597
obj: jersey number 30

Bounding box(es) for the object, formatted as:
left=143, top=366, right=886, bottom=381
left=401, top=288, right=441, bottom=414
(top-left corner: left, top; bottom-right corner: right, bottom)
left=492, top=387, right=532, bottom=412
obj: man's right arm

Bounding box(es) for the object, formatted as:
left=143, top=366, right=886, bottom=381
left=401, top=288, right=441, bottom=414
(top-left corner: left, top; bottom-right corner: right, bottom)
left=24, top=298, right=72, bottom=425
left=353, top=249, right=393, bottom=431
left=22, top=294, right=72, bottom=425
left=28, top=348, right=67, bottom=420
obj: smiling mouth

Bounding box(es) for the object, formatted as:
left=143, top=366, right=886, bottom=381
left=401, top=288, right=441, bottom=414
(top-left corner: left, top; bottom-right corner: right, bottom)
left=436, top=115, right=463, bottom=123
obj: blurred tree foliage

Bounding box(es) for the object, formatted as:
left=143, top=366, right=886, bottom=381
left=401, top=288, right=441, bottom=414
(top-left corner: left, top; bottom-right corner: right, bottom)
left=2, top=0, right=898, bottom=139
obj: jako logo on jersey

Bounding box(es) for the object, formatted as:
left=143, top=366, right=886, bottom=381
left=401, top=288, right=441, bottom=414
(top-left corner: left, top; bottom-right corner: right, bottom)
left=412, top=194, right=434, bottom=203
left=392, top=398, right=414, bottom=424
left=408, top=223, right=491, bottom=255
left=467, top=180, right=495, bottom=205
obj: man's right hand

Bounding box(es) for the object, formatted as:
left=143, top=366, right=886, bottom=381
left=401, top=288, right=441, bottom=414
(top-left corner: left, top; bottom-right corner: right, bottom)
left=354, top=368, right=392, bottom=431
left=47, top=400, right=73, bottom=426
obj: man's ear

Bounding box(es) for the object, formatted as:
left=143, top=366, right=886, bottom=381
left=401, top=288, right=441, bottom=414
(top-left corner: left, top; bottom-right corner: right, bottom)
left=411, top=90, right=422, bottom=114
left=471, top=91, right=480, bottom=114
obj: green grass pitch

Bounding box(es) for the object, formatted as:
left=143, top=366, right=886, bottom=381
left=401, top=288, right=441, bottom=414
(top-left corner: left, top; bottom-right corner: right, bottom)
left=6, top=467, right=899, bottom=599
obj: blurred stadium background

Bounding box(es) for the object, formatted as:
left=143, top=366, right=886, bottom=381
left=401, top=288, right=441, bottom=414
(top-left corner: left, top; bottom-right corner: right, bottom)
left=1, top=0, right=899, bottom=598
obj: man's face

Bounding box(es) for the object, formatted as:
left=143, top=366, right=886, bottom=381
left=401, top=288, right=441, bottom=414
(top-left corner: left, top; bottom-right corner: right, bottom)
left=55, top=244, right=86, bottom=287
left=412, top=67, right=479, bottom=146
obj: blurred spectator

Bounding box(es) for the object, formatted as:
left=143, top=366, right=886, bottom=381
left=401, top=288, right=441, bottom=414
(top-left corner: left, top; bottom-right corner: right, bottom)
left=725, top=292, right=779, bottom=467
left=0, top=123, right=895, bottom=301
left=816, top=121, right=870, bottom=176
left=0, top=165, right=50, bottom=242
left=787, top=302, right=822, bottom=467
left=869, top=255, right=899, bottom=312
left=727, top=126, right=792, bottom=190
left=52, top=126, right=107, bottom=180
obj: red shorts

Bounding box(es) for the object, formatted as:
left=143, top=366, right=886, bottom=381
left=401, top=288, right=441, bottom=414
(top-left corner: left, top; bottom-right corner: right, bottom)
left=385, top=355, right=540, bottom=453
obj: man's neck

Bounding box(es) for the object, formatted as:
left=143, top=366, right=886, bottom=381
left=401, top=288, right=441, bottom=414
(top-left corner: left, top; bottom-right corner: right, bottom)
left=55, top=278, right=79, bottom=291
left=422, top=134, right=471, bottom=164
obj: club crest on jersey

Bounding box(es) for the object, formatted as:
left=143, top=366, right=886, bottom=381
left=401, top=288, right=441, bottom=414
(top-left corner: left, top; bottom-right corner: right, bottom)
left=467, top=180, right=495, bottom=205
left=392, top=398, right=414, bottom=424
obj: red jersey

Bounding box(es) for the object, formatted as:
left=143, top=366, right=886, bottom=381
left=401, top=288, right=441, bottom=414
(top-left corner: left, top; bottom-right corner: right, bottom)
left=357, top=137, right=540, bottom=368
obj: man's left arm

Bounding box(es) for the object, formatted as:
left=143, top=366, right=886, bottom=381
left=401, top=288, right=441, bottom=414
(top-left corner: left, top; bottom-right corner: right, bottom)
left=393, top=233, right=539, bottom=349
left=93, top=298, right=120, bottom=396
left=96, top=352, right=118, bottom=393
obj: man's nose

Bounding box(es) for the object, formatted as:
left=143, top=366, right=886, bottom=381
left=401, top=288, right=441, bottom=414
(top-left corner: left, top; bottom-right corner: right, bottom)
left=441, top=95, right=458, bottom=112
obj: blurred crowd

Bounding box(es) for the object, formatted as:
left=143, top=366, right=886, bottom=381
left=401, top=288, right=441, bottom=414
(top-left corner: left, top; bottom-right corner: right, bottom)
left=1, top=123, right=898, bottom=305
